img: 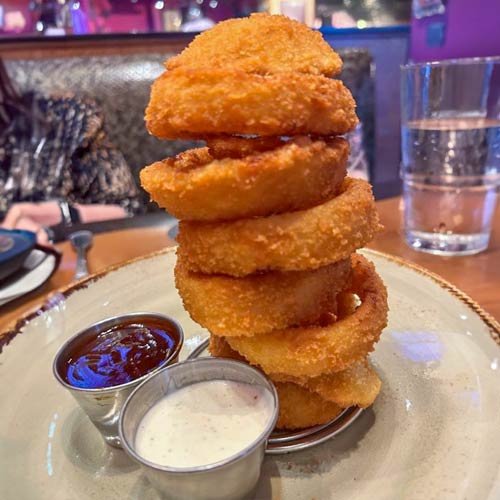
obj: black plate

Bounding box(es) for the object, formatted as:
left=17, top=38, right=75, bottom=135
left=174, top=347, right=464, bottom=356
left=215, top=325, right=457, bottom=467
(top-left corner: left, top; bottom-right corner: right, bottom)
left=0, top=229, right=37, bottom=282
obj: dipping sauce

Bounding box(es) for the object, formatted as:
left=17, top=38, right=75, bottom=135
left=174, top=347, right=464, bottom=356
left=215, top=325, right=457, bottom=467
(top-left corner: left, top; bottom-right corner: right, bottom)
left=135, top=380, right=274, bottom=468
left=62, top=319, right=180, bottom=389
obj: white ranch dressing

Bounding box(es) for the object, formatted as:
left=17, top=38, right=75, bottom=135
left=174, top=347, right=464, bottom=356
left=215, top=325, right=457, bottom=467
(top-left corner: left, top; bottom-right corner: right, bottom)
left=135, top=379, right=274, bottom=468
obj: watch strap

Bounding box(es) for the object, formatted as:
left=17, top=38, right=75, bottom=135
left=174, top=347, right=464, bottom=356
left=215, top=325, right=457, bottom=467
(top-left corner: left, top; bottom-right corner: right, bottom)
left=58, top=201, right=81, bottom=226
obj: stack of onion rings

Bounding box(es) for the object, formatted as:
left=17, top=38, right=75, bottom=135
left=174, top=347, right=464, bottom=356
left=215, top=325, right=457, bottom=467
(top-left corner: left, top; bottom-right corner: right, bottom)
left=140, top=13, right=388, bottom=430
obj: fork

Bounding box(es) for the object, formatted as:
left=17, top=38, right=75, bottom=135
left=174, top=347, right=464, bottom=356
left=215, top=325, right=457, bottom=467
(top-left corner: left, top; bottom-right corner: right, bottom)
left=69, top=230, right=93, bottom=281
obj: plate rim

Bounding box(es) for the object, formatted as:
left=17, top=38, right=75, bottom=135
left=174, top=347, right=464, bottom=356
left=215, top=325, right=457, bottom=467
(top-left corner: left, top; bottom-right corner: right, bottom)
left=0, top=245, right=61, bottom=302
left=1, top=247, right=499, bottom=354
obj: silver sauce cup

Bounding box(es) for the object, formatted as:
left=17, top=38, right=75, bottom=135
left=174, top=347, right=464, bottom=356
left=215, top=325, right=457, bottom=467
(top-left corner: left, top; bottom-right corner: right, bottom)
left=119, top=358, right=279, bottom=500
left=53, top=312, right=184, bottom=448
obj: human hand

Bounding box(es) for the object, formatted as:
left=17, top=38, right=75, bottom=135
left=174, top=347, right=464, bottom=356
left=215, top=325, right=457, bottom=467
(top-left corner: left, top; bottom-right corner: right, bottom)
left=1, top=202, right=61, bottom=245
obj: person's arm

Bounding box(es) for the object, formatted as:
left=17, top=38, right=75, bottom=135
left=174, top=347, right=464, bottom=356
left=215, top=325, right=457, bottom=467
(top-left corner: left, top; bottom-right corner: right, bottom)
left=74, top=203, right=127, bottom=223
left=1, top=201, right=128, bottom=244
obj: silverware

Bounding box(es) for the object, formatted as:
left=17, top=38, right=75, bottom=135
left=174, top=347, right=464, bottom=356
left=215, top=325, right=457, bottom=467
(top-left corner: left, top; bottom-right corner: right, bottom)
left=69, top=230, right=93, bottom=281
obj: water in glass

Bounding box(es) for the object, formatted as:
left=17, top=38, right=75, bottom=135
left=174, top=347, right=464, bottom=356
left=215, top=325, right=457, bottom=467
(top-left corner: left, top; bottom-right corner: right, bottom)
left=402, top=117, right=500, bottom=255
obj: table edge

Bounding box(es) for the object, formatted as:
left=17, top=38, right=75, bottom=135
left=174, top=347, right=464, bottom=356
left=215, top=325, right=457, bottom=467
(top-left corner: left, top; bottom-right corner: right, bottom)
left=1, top=247, right=499, bottom=355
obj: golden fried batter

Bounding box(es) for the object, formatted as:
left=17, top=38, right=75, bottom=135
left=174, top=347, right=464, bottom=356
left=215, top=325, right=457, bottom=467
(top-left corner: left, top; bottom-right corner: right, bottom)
left=205, top=136, right=286, bottom=159
left=140, top=137, right=348, bottom=221
left=273, top=360, right=381, bottom=409
left=177, top=178, right=382, bottom=276
left=146, top=69, right=358, bottom=139
left=275, top=382, right=343, bottom=430
left=209, top=334, right=247, bottom=362
left=166, top=13, right=342, bottom=77
left=226, top=255, right=388, bottom=377
left=175, top=257, right=351, bottom=336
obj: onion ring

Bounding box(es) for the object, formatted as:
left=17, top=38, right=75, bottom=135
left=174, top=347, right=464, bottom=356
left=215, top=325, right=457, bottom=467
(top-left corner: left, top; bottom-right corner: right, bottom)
left=226, top=255, right=388, bottom=377
left=140, top=137, right=348, bottom=221
left=209, top=334, right=247, bottom=362
left=274, top=382, right=342, bottom=430
left=209, top=335, right=381, bottom=409
left=208, top=335, right=380, bottom=429
left=205, top=136, right=290, bottom=160
left=177, top=178, right=382, bottom=276
left=207, top=337, right=342, bottom=430
left=146, top=69, right=358, bottom=140
left=166, top=13, right=342, bottom=77
left=175, top=257, right=351, bottom=336
left=272, top=360, right=381, bottom=409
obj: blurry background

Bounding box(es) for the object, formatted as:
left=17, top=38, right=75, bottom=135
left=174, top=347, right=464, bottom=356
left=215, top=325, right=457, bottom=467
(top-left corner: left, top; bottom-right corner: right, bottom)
left=0, top=1, right=411, bottom=36
left=0, top=0, right=498, bottom=205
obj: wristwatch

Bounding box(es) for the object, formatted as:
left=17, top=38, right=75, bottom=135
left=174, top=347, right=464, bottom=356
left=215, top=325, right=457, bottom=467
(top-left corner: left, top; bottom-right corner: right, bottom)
left=44, top=201, right=81, bottom=243
left=58, top=201, right=81, bottom=226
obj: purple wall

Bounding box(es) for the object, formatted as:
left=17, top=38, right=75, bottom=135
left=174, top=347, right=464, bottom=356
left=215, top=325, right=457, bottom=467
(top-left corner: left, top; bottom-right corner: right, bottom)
left=410, top=0, right=500, bottom=62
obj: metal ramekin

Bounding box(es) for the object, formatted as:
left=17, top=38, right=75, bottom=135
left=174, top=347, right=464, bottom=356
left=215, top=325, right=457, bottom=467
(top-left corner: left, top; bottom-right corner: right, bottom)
left=53, top=312, right=184, bottom=448
left=119, top=358, right=279, bottom=500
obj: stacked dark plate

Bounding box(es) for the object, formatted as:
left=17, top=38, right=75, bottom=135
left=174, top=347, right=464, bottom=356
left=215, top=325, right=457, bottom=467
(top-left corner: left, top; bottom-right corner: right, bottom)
left=0, top=229, right=60, bottom=307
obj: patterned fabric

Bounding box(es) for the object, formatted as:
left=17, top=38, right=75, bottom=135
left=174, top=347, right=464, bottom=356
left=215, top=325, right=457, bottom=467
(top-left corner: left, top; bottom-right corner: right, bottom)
left=5, top=49, right=373, bottom=203
left=5, top=55, right=199, bottom=191
left=0, top=92, right=144, bottom=218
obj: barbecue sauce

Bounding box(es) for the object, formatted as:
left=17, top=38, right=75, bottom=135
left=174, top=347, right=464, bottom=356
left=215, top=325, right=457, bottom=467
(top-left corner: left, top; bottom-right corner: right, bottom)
left=62, top=317, right=180, bottom=389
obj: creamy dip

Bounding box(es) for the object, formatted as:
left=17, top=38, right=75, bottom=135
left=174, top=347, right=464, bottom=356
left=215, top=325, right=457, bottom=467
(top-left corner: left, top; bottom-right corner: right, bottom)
left=135, top=380, right=274, bottom=468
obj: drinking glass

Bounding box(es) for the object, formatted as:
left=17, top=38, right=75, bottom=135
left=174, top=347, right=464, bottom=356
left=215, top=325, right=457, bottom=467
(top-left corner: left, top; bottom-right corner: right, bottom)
left=280, top=1, right=305, bottom=22
left=401, top=58, right=500, bottom=255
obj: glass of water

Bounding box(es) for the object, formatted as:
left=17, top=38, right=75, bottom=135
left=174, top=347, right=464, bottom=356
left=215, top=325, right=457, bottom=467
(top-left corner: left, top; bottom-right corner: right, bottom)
left=401, top=58, right=500, bottom=256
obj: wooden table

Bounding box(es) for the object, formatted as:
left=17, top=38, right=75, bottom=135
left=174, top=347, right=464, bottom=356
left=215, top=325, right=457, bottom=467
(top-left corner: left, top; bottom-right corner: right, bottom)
left=1, top=197, right=499, bottom=335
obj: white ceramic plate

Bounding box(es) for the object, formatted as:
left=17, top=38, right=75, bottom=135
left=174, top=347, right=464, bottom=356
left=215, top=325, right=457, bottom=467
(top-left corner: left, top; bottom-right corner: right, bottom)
left=1, top=248, right=499, bottom=500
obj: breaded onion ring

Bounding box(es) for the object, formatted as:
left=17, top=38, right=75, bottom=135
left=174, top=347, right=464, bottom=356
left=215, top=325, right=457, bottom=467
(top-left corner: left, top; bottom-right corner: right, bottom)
left=226, top=255, right=388, bottom=377
left=141, top=137, right=348, bottom=221
left=209, top=338, right=341, bottom=430
left=209, top=336, right=343, bottom=429
left=175, top=258, right=351, bottom=337
left=209, top=336, right=381, bottom=409
left=178, top=178, right=382, bottom=276
left=205, top=136, right=288, bottom=160
left=146, top=69, right=358, bottom=140
left=166, top=14, right=342, bottom=77
left=275, top=382, right=342, bottom=430
left=272, top=361, right=381, bottom=409
left=209, top=334, right=247, bottom=362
